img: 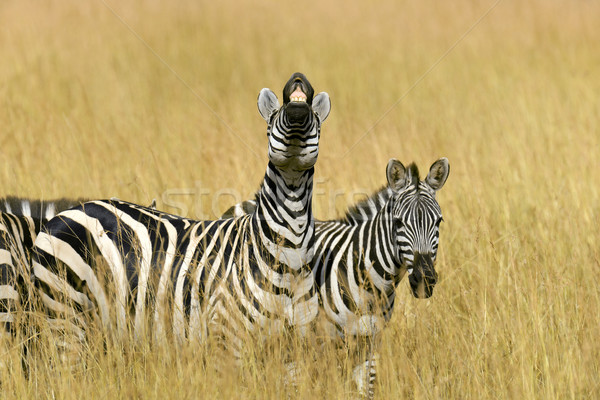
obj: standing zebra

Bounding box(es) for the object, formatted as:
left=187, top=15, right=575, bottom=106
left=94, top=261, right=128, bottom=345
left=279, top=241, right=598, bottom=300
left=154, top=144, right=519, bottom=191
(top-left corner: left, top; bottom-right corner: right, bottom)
left=221, top=158, right=449, bottom=398
left=32, top=73, right=331, bottom=359
left=0, top=197, right=86, bottom=336
left=313, top=158, right=449, bottom=398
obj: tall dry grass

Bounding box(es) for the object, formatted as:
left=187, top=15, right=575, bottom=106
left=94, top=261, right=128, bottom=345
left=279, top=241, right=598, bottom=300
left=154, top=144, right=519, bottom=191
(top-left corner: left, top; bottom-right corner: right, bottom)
left=1, top=0, right=599, bottom=398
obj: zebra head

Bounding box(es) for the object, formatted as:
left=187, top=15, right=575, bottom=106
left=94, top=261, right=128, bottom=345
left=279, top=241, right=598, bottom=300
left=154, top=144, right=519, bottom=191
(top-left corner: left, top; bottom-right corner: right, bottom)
left=257, top=72, right=331, bottom=173
left=386, top=158, right=450, bottom=299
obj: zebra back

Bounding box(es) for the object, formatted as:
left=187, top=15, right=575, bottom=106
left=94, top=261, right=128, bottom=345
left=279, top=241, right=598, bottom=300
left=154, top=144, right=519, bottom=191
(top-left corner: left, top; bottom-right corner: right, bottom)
left=0, top=196, right=88, bottom=222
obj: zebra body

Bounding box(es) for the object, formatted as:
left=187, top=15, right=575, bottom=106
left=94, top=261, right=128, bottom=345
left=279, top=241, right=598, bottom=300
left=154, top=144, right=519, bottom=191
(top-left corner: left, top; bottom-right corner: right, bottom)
left=32, top=73, right=331, bottom=356
left=0, top=197, right=86, bottom=335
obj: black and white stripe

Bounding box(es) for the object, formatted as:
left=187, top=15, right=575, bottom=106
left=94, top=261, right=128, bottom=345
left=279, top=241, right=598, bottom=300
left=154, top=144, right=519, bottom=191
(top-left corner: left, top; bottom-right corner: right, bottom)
left=32, top=73, right=331, bottom=358
left=0, top=197, right=85, bottom=336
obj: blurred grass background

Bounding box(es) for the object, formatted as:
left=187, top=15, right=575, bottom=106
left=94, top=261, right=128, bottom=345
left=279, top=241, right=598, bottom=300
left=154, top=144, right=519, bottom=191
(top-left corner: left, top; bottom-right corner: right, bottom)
left=1, top=0, right=599, bottom=398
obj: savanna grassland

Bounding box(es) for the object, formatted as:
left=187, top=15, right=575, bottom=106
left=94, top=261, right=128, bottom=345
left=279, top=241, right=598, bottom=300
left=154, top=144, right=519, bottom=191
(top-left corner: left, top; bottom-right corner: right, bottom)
left=1, top=0, right=599, bottom=398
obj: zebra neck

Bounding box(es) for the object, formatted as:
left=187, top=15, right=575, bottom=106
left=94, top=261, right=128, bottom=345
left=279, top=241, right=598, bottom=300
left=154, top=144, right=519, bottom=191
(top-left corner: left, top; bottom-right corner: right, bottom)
left=253, top=162, right=315, bottom=270
left=363, top=200, right=405, bottom=298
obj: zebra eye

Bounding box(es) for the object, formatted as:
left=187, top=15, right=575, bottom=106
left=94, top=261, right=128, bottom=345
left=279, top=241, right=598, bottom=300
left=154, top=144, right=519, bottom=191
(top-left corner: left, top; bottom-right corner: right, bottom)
left=435, top=217, right=444, bottom=227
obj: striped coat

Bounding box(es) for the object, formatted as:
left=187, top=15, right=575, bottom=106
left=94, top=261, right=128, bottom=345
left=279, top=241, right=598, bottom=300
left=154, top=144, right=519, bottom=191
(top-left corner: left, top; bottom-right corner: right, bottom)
left=0, top=197, right=85, bottom=335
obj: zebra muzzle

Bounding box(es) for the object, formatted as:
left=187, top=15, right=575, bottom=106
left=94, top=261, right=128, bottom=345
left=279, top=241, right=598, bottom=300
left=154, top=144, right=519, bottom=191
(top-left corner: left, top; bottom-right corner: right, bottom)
left=284, top=102, right=311, bottom=125
left=408, top=253, right=437, bottom=299
left=283, top=72, right=314, bottom=104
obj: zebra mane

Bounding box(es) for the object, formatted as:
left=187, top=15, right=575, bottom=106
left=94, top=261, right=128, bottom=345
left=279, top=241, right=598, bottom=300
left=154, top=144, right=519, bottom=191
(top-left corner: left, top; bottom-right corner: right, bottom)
left=338, top=186, right=391, bottom=223
left=406, top=163, right=420, bottom=188
left=338, top=162, right=422, bottom=223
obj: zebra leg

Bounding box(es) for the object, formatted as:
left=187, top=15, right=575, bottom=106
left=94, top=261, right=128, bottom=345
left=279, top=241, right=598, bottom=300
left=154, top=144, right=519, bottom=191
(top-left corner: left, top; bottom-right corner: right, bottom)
left=0, top=242, right=18, bottom=374
left=284, top=360, right=300, bottom=386
left=0, top=250, right=18, bottom=337
left=32, top=248, right=94, bottom=368
left=352, top=352, right=378, bottom=399
left=0, top=218, right=22, bottom=337
left=45, top=317, right=88, bottom=366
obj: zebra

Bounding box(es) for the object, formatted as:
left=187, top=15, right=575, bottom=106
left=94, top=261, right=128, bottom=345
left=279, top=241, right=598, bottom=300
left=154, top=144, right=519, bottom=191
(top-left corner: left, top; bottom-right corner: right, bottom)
left=221, top=158, right=450, bottom=398
left=31, top=73, right=331, bottom=361
left=314, top=158, right=449, bottom=398
left=0, top=197, right=88, bottom=337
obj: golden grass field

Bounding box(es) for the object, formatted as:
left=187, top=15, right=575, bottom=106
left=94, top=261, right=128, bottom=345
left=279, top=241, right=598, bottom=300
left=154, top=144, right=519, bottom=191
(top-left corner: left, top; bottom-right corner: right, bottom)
left=1, top=0, right=599, bottom=398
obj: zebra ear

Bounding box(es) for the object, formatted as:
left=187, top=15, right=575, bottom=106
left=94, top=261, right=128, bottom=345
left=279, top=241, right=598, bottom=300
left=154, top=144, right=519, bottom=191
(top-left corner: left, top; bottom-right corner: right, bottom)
left=425, top=158, right=450, bottom=191
left=257, top=88, right=280, bottom=122
left=312, top=92, right=331, bottom=123
left=386, top=159, right=407, bottom=191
